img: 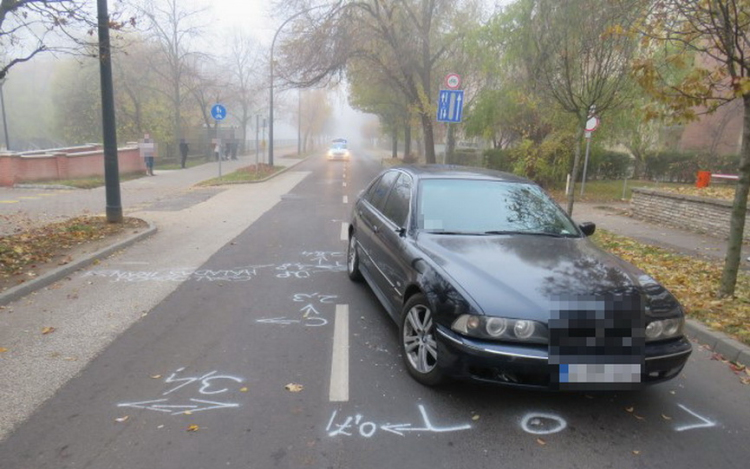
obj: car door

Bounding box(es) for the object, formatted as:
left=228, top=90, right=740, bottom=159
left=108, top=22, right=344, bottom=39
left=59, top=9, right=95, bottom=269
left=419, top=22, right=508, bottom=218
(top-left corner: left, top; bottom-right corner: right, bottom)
left=355, top=170, right=400, bottom=297
left=371, top=172, right=414, bottom=316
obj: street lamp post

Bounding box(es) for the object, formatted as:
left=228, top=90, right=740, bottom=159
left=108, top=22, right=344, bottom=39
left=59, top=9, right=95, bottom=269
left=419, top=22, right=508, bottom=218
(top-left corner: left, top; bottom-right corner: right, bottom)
left=0, top=78, right=10, bottom=151
left=269, top=3, right=330, bottom=167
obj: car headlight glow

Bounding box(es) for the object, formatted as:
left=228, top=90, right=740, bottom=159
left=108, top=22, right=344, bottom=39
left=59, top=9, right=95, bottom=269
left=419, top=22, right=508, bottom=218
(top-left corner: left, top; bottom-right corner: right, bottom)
left=645, top=317, right=684, bottom=341
left=452, top=315, right=548, bottom=344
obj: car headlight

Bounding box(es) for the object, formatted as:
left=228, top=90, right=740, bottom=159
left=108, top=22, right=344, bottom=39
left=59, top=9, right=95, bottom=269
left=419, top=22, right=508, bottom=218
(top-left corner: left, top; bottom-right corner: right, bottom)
left=645, top=317, right=684, bottom=341
left=451, top=315, right=548, bottom=344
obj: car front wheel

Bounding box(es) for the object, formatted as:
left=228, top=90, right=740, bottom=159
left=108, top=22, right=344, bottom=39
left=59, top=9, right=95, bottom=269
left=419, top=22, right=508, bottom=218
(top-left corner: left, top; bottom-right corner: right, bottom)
left=400, top=294, right=444, bottom=386
left=347, top=232, right=363, bottom=282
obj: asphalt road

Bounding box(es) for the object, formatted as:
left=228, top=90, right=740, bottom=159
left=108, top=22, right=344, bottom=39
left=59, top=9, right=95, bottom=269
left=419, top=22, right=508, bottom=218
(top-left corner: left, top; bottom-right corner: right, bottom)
left=1, top=150, right=748, bottom=469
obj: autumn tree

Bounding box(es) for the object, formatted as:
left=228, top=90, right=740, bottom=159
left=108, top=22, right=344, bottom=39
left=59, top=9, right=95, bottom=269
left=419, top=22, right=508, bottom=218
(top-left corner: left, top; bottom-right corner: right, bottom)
left=529, top=0, right=641, bottom=215
left=633, top=0, right=750, bottom=297
left=274, top=0, right=475, bottom=164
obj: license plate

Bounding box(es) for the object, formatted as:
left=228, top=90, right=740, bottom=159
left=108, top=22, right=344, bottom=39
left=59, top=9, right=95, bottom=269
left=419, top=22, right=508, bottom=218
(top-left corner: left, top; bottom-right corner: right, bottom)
left=559, top=364, right=641, bottom=383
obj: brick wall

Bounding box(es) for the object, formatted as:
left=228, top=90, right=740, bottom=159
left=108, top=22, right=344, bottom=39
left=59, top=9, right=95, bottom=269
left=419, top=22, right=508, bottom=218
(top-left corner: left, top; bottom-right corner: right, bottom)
left=631, top=188, right=750, bottom=242
left=0, top=145, right=144, bottom=186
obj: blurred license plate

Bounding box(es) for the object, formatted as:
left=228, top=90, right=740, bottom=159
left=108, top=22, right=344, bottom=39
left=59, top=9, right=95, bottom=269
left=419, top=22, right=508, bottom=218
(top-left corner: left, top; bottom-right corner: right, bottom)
left=560, top=364, right=641, bottom=383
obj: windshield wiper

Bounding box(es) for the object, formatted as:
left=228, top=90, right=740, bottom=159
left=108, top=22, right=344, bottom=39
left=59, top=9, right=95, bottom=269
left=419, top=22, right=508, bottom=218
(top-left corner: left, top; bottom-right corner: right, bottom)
left=424, top=230, right=483, bottom=236
left=483, top=230, right=573, bottom=238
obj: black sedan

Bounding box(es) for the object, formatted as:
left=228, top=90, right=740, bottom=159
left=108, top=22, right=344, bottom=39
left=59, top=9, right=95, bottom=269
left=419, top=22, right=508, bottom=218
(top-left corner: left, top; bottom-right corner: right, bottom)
left=347, top=166, right=691, bottom=390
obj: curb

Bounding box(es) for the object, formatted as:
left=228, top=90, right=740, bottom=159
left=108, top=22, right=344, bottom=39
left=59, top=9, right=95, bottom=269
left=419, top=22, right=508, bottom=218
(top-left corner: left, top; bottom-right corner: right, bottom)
left=0, top=221, right=157, bottom=307
left=685, top=319, right=749, bottom=365
left=200, top=156, right=309, bottom=186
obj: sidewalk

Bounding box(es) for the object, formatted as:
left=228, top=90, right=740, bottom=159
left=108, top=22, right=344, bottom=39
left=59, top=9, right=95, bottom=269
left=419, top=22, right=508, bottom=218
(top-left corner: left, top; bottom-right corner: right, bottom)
left=0, top=149, right=301, bottom=236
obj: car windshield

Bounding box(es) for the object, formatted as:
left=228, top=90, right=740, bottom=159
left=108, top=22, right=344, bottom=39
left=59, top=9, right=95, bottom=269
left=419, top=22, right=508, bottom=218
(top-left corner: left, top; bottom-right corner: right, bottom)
left=331, top=143, right=346, bottom=150
left=417, top=179, right=579, bottom=236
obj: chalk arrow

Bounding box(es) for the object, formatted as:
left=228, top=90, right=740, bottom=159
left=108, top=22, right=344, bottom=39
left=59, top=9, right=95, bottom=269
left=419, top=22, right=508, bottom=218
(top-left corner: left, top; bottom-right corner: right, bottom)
left=118, top=399, right=238, bottom=415
left=256, top=317, right=300, bottom=325
left=380, top=423, right=414, bottom=436
left=118, top=399, right=171, bottom=412
left=300, top=304, right=321, bottom=317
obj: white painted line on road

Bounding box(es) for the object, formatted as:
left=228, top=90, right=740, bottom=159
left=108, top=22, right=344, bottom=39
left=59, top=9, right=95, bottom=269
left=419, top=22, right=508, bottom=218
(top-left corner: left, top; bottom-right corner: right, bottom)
left=340, top=222, right=348, bottom=242
left=343, top=195, right=348, bottom=204
left=329, top=304, right=350, bottom=402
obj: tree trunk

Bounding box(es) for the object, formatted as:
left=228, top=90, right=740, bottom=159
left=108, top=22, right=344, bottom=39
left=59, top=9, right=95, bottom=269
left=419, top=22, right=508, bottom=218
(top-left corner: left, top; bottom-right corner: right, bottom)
left=718, top=94, right=750, bottom=297
left=566, top=118, right=587, bottom=216
left=421, top=111, right=436, bottom=164
left=392, top=127, right=398, bottom=159
left=404, top=121, right=412, bottom=159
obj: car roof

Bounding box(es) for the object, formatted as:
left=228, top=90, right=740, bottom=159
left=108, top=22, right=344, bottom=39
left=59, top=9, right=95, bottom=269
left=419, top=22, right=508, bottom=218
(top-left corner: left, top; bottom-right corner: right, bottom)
left=389, top=165, right=533, bottom=184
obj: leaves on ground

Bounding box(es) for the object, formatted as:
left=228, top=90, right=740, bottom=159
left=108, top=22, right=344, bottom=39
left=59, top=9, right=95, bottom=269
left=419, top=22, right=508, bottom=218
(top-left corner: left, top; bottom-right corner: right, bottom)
left=0, top=216, right=148, bottom=292
left=594, top=230, right=750, bottom=347
left=284, top=383, right=304, bottom=392
left=187, top=424, right=199, bottom=432
left=0, top=347, right=8, bottom=353
left=41, top=326, right=56, bottom=335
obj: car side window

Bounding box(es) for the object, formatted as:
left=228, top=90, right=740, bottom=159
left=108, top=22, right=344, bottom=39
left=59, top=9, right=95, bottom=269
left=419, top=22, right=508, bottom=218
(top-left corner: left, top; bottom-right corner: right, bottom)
left=381, top=174, right=411, bottom=227
left=364, top=170, right=399, bottom=211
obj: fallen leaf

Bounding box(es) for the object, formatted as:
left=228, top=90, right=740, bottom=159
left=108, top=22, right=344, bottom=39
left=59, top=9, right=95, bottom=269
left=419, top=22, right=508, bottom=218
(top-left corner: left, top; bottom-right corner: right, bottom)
left=184, top=411, right=192, bottom=415
left=625, top=406, right=634, bottom=413
left=150, top=375, right=162, bottom=379
left=740, top=377, right=750, bottom=385
left=472, top=415, right=480, bottom=421
left=285, top=383, right=304, bottom=392
left=115, top=416, right=129, bottom=423
left=536, top=438, right=546, bottom=446
left=42, top=326, right=56, bottom=335
left=634, top=414, right=645, bottom=421
left=240, top=387, right=249, bottom=392
left=632, top=450, right=641, bottom=455
left=661, top=414, right=672, bottom=420
left=187, top=424, right=199, bottom=432
left=0, top=347, right=8, bottom=353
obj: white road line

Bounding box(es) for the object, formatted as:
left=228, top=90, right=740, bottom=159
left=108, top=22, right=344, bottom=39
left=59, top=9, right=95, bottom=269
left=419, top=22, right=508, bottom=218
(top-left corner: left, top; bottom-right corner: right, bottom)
left=329, top=304, right=350, bottom=402
left=343, top=195, right=348, bottom=204
left=340, top=222, right=348, bottom=242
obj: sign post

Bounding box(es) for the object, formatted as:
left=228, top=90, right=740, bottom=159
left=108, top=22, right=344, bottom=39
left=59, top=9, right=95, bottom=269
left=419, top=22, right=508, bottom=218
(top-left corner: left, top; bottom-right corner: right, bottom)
left=211, top=104, right=227, bottom=178
left=580, top=113, right=600, bottom=196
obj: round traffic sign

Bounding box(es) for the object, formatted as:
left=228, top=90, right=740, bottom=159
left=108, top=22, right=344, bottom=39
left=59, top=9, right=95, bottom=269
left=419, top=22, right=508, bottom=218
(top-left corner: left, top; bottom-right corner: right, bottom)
left=211, top=104, right=227, bottom=121
left=444, top=73, right=461, bottom=90
left=585, top=116, right=600, bottom=132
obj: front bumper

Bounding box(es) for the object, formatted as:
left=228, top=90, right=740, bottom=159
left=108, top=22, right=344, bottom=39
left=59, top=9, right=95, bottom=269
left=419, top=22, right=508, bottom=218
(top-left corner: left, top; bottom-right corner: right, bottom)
left=436, top=325, right=692, bottom=390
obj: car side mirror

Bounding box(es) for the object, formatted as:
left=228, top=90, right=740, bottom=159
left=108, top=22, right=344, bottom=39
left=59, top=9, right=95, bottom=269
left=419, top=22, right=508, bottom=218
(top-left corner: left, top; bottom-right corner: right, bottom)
left=579, top=222, right=596, bottom=237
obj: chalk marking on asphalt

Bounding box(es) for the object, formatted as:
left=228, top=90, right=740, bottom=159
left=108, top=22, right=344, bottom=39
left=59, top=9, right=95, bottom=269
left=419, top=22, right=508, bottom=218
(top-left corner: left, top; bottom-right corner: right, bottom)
left=675, top=404, right=716, bottom=432
left=18, top=196, right=40, bottom=200
left=329, top=304, right=350, bottom=402
left=343, top=195, right=348, bottom=204
left=340, top=222, right=348, bottom=242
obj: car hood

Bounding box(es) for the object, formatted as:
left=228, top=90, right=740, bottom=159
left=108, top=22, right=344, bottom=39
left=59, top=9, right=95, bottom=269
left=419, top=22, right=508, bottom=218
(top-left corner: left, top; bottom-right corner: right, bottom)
left=415, top=233, right=647, bottom=322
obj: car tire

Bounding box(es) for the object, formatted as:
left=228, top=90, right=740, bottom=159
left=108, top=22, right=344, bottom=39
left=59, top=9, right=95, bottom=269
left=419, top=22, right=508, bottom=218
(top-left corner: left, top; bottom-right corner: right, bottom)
left=400, top=294, right=445, bottom=386
left=347, top=232, right=363, bottom=282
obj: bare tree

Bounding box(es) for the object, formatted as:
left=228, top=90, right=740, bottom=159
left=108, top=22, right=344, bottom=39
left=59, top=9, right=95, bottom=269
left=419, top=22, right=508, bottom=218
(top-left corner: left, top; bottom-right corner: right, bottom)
left=140, top=0, right=207, bottom=155
left=530, top=0, right=640, bottom=215
left=1, top=1, right=133, bottom=80
left=225, top=29, right=264, bottom=153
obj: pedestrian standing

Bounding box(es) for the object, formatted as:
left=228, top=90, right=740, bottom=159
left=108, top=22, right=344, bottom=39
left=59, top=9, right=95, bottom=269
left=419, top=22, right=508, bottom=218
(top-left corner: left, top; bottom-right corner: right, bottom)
left=213, top=140, right=221, bottom=161
left=179, top=139, right=189, bottom=168
left=140, top=133, right=156, bottom=176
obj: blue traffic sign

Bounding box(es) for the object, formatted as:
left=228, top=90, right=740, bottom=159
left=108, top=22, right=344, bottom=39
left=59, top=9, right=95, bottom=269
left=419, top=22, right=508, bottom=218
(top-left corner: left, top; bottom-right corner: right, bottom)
left=436, top=90, right=464, bottom=123
left=211, top=104, right=227, bottom=121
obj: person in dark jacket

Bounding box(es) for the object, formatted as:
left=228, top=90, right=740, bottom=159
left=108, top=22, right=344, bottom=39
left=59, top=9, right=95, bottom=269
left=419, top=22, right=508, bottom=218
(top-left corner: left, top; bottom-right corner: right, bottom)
left=179, top=139, right=189, bottom=168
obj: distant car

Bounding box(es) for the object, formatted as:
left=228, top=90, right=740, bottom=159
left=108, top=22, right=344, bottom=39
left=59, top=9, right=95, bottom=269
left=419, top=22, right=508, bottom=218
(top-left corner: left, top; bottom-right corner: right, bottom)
left=327, top=139, right=350, bottom=161
left=347, top=165, right=691, bottom=390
